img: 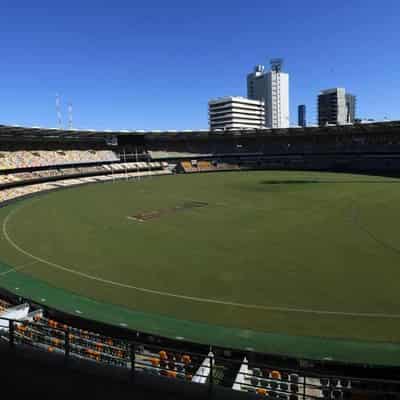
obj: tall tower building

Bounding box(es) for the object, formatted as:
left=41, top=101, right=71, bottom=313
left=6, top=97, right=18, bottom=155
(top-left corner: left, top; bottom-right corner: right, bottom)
left=247, top=60, right=289, bottom=129
left=318, top=88, right=356, bottom=126
left=298, top=104, right=306, bottom=127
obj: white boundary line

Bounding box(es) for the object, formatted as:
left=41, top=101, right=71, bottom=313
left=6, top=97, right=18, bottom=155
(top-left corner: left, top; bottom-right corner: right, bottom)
left=2, top=199, right=400, bottom=319
left=0, top=260, right=38, bottom=277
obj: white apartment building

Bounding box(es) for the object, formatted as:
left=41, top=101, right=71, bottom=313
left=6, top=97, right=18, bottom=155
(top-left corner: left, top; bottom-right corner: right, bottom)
left=208, top=96, right=265, bottom=130
left=247, top=61, right=290, bottom=129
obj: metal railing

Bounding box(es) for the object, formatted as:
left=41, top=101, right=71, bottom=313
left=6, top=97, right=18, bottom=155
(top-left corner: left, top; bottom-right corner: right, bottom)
left=1, top=316, right=400, bottom=398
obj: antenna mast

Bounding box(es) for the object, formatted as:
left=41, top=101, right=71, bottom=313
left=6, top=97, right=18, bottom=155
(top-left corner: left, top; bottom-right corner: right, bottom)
left=56, top=94, right=63, bottom=128
left=270, top=58, right=283, bottom=73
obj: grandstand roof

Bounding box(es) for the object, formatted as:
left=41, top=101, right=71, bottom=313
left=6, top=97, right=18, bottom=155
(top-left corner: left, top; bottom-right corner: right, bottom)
left=0, top=120, right=400, bottom=141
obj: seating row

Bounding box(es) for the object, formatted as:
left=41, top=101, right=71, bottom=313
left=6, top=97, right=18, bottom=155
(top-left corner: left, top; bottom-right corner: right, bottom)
left=0, top=150, right=118, bottom=170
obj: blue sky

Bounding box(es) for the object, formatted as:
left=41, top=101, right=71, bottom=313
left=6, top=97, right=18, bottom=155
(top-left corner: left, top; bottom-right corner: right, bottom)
left=0, top=0, right=398, bottom=130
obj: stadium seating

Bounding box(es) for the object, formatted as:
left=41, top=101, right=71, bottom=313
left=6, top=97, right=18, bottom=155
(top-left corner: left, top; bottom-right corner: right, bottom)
left=232, top=358, right=336, bottom=399
left=0, top=160, right=172, bottom=205
left=0, top=150, right=118, bottom=170
left=0, top=286, right=398, bottom=398
left=177, top=159, right=240, bottom=173
left=10, top=313, right=130, bottom=368
left=180, top=160, right=195, bottom=173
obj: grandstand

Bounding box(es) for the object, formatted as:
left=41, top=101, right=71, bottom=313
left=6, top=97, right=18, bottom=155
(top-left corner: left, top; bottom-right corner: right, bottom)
left=1, top=294, right=400, bottom=399
left=3, top=121, right=400, bottom=172
left=0, top=149, right=118, bottom=170
left=1, top=122, right=400, bottom=398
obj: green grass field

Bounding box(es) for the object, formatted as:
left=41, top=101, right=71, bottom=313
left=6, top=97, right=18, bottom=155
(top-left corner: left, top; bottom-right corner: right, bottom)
left=1, top=170, right=400, bottom=362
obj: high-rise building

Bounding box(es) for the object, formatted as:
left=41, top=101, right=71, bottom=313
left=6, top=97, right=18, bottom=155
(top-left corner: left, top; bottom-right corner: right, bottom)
left=346, top=93, right=356, bottom=124
left=298, top=104, right=306, bottom=127
left=318, top=88, right=356, bottom=126
left=247, top=60, right=289, bottom=129
left=208, top=96, right=265, bottom=130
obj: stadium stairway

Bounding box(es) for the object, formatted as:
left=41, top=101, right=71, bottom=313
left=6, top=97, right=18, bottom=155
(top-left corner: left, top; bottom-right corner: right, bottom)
left=0, top=302, right=31, bottom=330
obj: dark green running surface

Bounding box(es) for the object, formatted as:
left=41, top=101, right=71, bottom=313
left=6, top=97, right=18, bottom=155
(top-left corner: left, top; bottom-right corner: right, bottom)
left=1, top=171, right=400, bottom=366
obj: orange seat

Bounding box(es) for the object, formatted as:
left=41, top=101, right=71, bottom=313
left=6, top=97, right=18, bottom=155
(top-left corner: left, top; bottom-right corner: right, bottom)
left=181, top=354, right=191, bottom=365
left=150, top=358, right=160, bottom=367
left=159, top=350, right=168, bottom=360
left=167, top=370, right=177, bottom=378
left=271, top=370, right=281, bottom=380
left=256, top=388, right=268, bottom=396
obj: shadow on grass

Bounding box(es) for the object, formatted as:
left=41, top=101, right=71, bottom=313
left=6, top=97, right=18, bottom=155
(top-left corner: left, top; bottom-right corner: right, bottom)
left=261, top=180, right=400, bottom=185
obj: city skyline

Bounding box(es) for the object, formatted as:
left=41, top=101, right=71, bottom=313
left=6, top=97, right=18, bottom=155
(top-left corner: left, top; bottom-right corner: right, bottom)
left=0, top=0, right=398, bottom=130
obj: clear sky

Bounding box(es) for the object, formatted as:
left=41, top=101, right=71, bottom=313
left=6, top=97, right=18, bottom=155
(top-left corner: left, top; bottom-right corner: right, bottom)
left=0, top=0, right=398, bottom=130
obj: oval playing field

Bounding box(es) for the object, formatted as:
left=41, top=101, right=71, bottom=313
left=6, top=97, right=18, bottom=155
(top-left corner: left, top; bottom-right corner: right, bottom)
left=1, top=170, right=400, bottom=364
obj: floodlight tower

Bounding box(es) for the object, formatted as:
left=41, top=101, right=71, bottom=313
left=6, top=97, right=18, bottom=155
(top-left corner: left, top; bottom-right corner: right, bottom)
left=68, top=102, right=73, bottom=129
left=56, top=94, right=63, bottom=128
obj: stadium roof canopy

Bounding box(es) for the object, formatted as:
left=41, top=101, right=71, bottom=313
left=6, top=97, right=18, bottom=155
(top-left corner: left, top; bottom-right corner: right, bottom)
left=0, top=125, right=146, bottom=139
left=0, top=121, right=400, bottom=141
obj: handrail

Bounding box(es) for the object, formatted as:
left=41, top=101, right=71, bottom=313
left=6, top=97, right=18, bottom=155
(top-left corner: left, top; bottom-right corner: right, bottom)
left=1, top=315, right=400, bottom=397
